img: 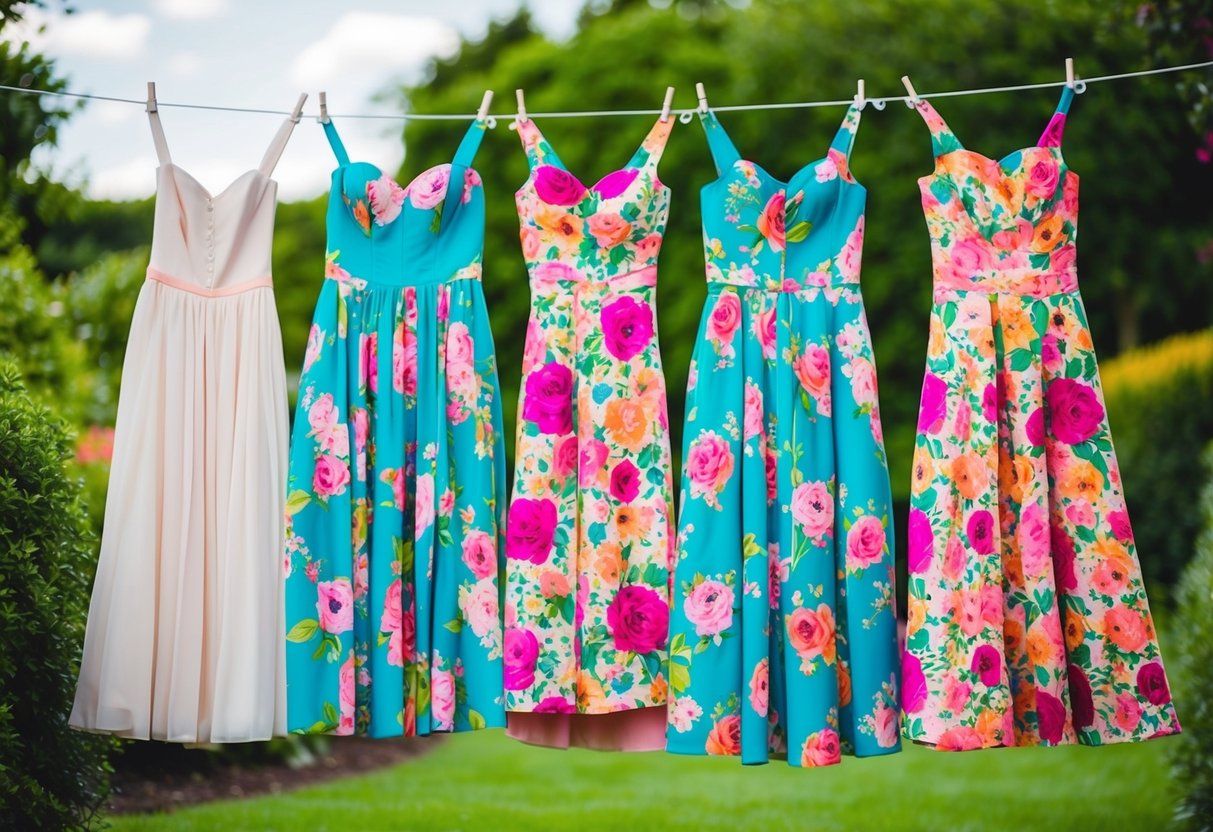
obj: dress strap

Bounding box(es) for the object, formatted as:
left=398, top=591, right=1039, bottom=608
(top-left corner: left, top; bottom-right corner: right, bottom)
left=627, top=115, right=675, bottom=171
left=147, top=109, right=172, bottom=166
left=1037, top=85, right=1075, bottom=148
left=828, top=102, right=862, bottom=161
left=437, top=120, right=489, bottom=234
left=322, top=120, right=351, bottom=167
left=452, top=119, right=488, bottom=169
left=913, top=99, right=964, bottom=158
left=515, top=118, right=558, bottom=170
left=698, top=111, right=742, bottom=176
left=257, top=114, right=301, bottom=178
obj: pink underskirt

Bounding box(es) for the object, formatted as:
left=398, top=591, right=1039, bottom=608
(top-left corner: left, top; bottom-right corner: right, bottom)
left=506, top=706, right=668, bottom=751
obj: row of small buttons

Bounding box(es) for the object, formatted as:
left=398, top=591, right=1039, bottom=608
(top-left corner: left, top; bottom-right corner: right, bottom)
left=206, top=199, right=215, bottom=288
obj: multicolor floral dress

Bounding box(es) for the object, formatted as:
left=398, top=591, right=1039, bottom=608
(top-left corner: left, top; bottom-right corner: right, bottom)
left=283, top=119, right=506, bottom=738
left=667, top=104, right=901, bottom=767
left=503, top=116, right=676, bottom=750
left=902, top=88, right=1180, bottom=750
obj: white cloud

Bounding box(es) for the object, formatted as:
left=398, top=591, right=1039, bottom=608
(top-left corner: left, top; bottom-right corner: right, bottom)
left=154, top=0, right=229, bottom=20
left=86, top=155, right=159, bottom=200
left=167, top=51, right=202, bottom=77
left=9, top=9, right=152, bottom=61
left=289, top=13, right=459, bottom=90
left=91, top=100, right=142, bottom=125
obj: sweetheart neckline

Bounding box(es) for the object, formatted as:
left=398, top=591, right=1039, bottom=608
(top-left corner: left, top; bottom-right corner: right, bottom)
left=161, top=163, right=265, bottom=202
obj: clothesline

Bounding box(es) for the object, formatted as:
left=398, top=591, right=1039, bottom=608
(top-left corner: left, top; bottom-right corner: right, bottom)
left=0, top=59, right=1211, bottom=124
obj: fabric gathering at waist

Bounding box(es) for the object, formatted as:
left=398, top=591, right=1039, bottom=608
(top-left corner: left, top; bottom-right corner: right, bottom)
left=146, top=267, right=273, bottom=298
left=323, top=262, right=484, bottom=290
left=705, top=274, right=864, bottom=296
left=528, top=263, right=658, bottom=294
left=931, top=264, right=1079, bottom=300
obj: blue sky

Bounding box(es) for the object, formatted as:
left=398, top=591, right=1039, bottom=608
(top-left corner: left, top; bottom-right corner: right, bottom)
left=5, top=1, right=581, bottom=200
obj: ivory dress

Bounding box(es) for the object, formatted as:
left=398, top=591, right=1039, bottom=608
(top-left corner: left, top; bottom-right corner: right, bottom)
left=70, top=107, right=297, bottom=742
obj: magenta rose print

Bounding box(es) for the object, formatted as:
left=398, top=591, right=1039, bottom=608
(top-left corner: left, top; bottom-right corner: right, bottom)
left=533, top=165, right=587, bottom=206
left=522, top=362, right=574, bottom=435
left=607, top=585, right=669, bottom=654
left=594, top=168, right=639, bottom=200
left=504, top=627, right=540, bottom=691
left=970, top=644, right=1001, bottom=687
left=1044, top=377, right=1105, bottom=444
left=506, top=498, right=558, bottom=564
left=609, top=459, right=642, bottom=503
left=600, top=296, right=655, bottom=361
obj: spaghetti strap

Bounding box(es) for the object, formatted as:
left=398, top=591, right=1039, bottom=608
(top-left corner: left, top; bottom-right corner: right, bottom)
left=452, top=119, right=488, bottom=169
left=148, top=109, right=172, bottom=166
left=257, top=114, right=300, bottom=178
left=515, top=118, right=559, bottom=170
left=1037, top=85, right=1075, bottom=148
left=698, top=110, right=741, bottom=176
left=321, top=120, right=351, bottom=167
left=438, top=120, right=488, bottom=233
left=627, top=115, right=675, bottom=171
left=828, top=102, right=862, bottom=161
left=913, top=99, right=964, bottom=158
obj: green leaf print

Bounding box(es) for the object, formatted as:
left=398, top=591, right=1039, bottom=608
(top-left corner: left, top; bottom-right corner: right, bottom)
left=322, top=701, right=339, bottom=725
left=742, top=533, right=763, bottom=559
left=941, top=303, right=958, bottom=329
left=785, top=220, right=812, bottom=244
left=394, top=536, right=414, bottom=574
left=443, top=618, right=463, bottom=634
left=669, top=660, right=691, bottom=696
left=468, top=709, right=486, bottom=730
left=1009, top=348, right=1034, bottom=372
left=430, top=202, right=444, bottom=235
left=285, top=489, right=311, bottom=516
left=337, top=293, right=347, bottom=337
left=286, top=618, right=320, bottom=642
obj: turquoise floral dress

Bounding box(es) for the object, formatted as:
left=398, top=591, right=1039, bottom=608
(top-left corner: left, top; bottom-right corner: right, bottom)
left=283, top=120, right=506, bottom=737
left=667, top=105, right=901, bottom=766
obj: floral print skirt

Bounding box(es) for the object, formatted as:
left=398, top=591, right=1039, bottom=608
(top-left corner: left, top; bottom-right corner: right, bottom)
left=903, top=289, right=1181, bottom=749
left=667, top=284, right=901, bottom=766
left=283, top=267, right=507, bottom=737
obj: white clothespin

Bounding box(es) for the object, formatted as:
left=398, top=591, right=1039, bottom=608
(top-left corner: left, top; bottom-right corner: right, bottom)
left=660, top=86, right=675, bottom=122
left=476, top=90, right=494, bottom=122
left=318, top=91, right=330, bottom=124
left=1065, top=57, right=1075, bottom=89
left=854, top=79, right=866, bottom=110
left=695, top=82, right=709, bottom=114
left=901, top=75, right=920, bottom=108
left=290, top=92, right=307, bottom=124
left=146, top=81, right=157, bottom=113
left=514, top=89, right=528, bottom=127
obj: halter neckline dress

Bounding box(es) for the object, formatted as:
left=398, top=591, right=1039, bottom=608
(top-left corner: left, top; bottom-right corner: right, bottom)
left=71, top=107, right=298, bottom=742
left=504, top=115, right=676, bottom=751
left=666, top=104, right=901, bottom=766
left=902, top=88, right=1181, bottom=750
left=283, top=119, right=506, bottom=738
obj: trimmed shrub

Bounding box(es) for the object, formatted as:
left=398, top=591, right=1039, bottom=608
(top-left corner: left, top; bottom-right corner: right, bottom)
left=1102, top=330, right=1213, bottom=591
left=0, top=357, right=113, bottom=829
left=1171, top=444, right=1213, bottom=828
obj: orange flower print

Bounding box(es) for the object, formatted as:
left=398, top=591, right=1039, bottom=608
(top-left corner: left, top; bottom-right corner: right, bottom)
left=616, top=504, right=655, bottom=542
left=352, top=198, right=371, bottom=236
left=587, top=211, right=632, bottom=248
left=1065, top=614, right=1087, bottom=651
left=1058, top=459, right=1104, bottom=502
left=604, top=398, right=649, bottom=452
left=952, top=453, right=990, bottom=501
left=787, top=604, right=837, bottom=666
left=535, top=203, right=585, bottom=253
left=1103, top=606, right=1149, bottom=653
left=595, top=542, right=623, bottom=586
left=1031, top=215, right=1066, bottom=252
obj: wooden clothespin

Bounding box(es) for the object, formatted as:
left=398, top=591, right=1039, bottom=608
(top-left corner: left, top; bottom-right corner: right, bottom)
left=318, top=91, right=330, bottom=124
left=901, top=75, right=920, bottom=107
left=476, top=90, right=494, bottom=123
left=855, top=79, right=866, bottom=110
left=515, top=89, right=528, bottom=125
left=290, top=93, right=307, bottom=124
left=1065, top=57, right=1076, bottom=89
left=660, top=86, right=675, bottom=122
left=695, top=82, right=709, bottom=114
left=146, top=81, right=157, bottom=113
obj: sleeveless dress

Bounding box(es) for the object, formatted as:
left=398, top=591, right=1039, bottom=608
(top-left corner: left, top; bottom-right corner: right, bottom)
left=283, top=120, right=506, bottom=738
left=902, top=88, right=1181, bottom=749
left=70, top=107, right=297, bottom=742
left=503, top=116, right=676, bottom=750
left=666, top=104, right=901, bottom=766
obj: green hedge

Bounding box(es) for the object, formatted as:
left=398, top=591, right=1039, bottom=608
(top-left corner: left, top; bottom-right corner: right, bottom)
left=0, top=357, right=113, bottom=829
left=1102, top=330, right=1213, bottom=592
left=1171, top=443, right=1213, bottom=827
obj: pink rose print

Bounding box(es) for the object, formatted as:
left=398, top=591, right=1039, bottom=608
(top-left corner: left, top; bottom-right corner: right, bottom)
left=1108, top=509, right=1134, bottom=542
left=579, top=438, right=610, bottom=486
left=367, top=173, right=406, bottom=226
left=393, top=322, right=419, bottom=397
left=534, top=165, right=586, bottom=206
left=506, top=498, right=558, bottom=564
left=743, top=380, right=764, bottom=441
left=381, top=579, right=416, bottom=667
left=756, top=192, right=786, bottom=253
left=1045, top=377, right=1104, bottom=445
left=308, top=393, right=339, bottom=437
left=609, top=459, right=641, bottom=503
left=600, top=296, right=654, bottom=361
left=901, top=651, right=927, bottom=713
left=907, top=508, right=933, bottom=574
left=749, top=658, right=769, bottom=717
left=360, top=331, right=378, bottom=393
left=414, top=473, right=435, bottom=537
left=752, top=303, right=776, bottom=360
left=1026, top=406, right=1046, bottom=446
left=945, top=235, right=994, bottom=283
left=552, top=435, right=579, bottom=480
left=431, top=667, right=456, bottom=730
left=317, top=579, right=354, bottom=634
left=684, top=579, right=734, bottom=638
left=461, top=530, right=497, bottom=580
left=1025, top=158, right=1060, bottom=200
left=801, top=728, right=841, bottom=767
left=705, top=714, right=741, bottom=756
left=1113, top=692, right=1143, bottom=733
left=970, top=644, right=1001, bottom=686
left=791, top=481, right=833, bottom=539
left=936, top=726, right=985, bottom=751
left=706, top=291, right=742, bottom=356
left=313, top=454, right=351, bottom=498
left=1069, top=663, right=1094, bottom=730
left=522, top=362, right=574, bottom=435
left=686, top=430, right=735, bottom=507
left=463, top=581, right=499, bottom=639
left=406, top=165, right=449, bottom=210
left=794, top=344, right=831, bottom=415
left=1039, top=112, right=1066, bottom=148
left=587, top=211, right=632, bottom=248
left=966, top=510, right=995, bottom=555
left=303, top=324, right=324, bottom=373
left=338, top=654, right=356, bottom=733
left=1137, top=662, right=1171, bottom=706
left=503, top=627, right=539, bottom=691
left=874, top=702, right=899, bottom=748
left=1050, top=524, right=1079, bottom=591
left=607, top=585, right=669, bottom=654
left=1035, top=689, right=1066, bottom=744
left=594, top=167, right=639, bottom=199
left=534, top=696, right=577, bottom=713
left=918, top=373, right=948, bottom=434
left=446, top=321, right=476, bottom=368
left=846, top=514, right=886, bottom=571
left=461, top=167, right=482, bottom=203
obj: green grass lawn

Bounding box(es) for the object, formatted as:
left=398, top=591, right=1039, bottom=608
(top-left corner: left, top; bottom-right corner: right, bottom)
left=107, top=729, right=1180, bottom=832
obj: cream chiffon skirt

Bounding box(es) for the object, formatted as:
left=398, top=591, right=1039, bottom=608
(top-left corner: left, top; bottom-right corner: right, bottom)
left=70, top=281, right=287, bottom=742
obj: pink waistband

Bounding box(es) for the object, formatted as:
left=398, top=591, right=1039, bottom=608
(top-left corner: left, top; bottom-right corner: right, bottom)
left=147, top=267, right=273, bottom=298
left=933, top=265, right=1078, bottom=300
left=531, top=263, right=658, bottom=294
